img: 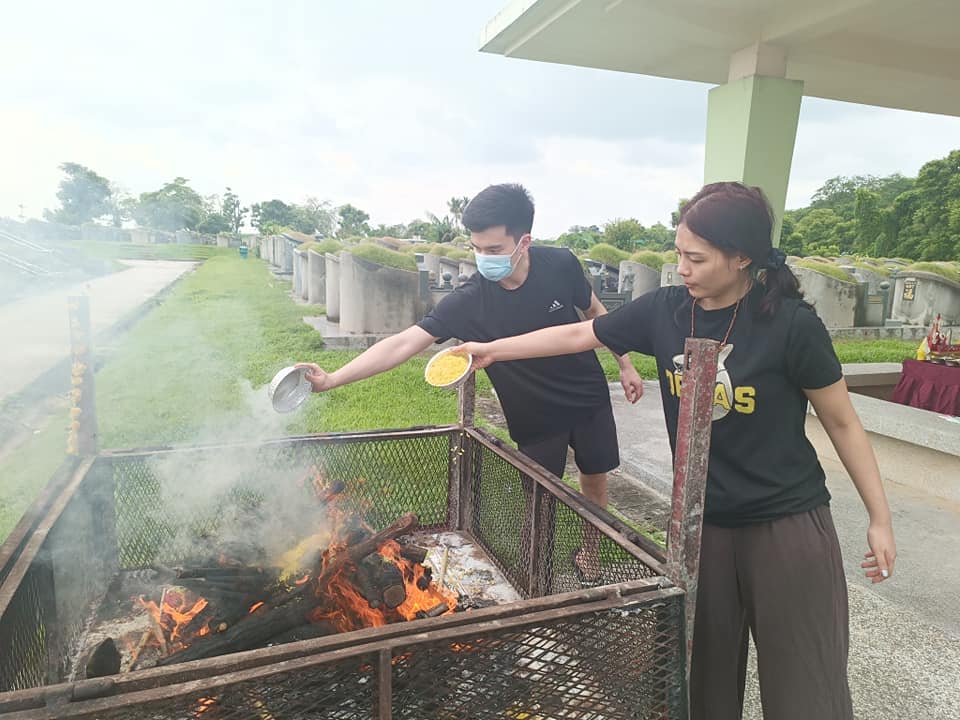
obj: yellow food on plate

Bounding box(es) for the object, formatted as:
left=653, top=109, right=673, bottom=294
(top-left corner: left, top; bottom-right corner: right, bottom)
left=426, top=353, right=470, bottom=386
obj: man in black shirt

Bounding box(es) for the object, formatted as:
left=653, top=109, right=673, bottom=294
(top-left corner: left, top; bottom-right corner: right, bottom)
left=296, top=183, right=643, bottom=581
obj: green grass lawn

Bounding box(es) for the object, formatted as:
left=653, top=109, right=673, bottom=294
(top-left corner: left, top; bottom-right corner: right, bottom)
left=833, top=338, right=916, bottom=363
left=94, top=256, right=481, bottom=448
left=0, top=410, right=69, bottom=540
left=0, top=254, right=923, bottom=542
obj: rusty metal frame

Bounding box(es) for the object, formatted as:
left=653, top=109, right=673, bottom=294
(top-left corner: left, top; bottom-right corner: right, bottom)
left=0, top=573, right=679, bottom=718
left=462, top=427, right=669, bottom=574
left=0, top=336, right=716, bottom=719
left=666, top=338, right=719, bottom=682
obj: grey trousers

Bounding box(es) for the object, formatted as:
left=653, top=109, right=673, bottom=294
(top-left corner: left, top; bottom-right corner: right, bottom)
left=690, top=504, right=854, bottom=720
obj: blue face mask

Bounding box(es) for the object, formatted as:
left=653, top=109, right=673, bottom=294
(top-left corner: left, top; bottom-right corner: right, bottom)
left=476, top=243, right=522, bottom=282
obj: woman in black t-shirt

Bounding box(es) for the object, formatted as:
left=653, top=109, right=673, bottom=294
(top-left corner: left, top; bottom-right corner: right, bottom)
left=457, top=182, right=896, bottom=720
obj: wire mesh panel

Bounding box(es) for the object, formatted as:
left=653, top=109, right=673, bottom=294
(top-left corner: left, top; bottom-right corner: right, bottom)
left=465, top=436, right=664, bottom=598
left=107, top=431, right=454, bottom=570
left=464, top=438, right=533, bottom=595
left=0, top=562, right=50, bottom=692
left=391, top=595, right=687, bottom=720
left=546, top=497, right=659, bottom=595
left=0, top=427, right=687, bottom=716
left=46, top=465, right=117, bottom=682
left=60, top=654, right=379, bottom=720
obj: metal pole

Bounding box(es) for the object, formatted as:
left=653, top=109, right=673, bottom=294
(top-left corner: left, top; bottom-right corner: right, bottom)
left=67, top=296, right=98, bottom=457
left=449, top=366, right=477, bottom=532
left=666, top=337, right=719, bottom=688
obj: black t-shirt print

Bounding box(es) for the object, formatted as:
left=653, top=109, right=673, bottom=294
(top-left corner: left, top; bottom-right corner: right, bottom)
left=417, top=246, right=610, bottom=445
left=593, top=285, right=843, bottom=527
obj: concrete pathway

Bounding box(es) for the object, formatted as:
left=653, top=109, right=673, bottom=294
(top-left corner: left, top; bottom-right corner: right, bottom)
left=0, top=261, right=196, bottom=404
left=605, top=381, right=960, bottom=719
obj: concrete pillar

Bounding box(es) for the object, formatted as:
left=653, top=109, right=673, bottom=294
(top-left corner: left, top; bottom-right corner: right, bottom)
left=424, top=253, right=442, bottom=285
left=293, top=248, right=307, bottom=298
left=299, top=250, right=309, bottom=299
left=619, top=261, right=661, bottom=300
left=459, top=261, right=477, bottom=280
left=339, top=252, right=421, bottom=334
left=704, top=44, right=803, bottom=244
left=325, top=253, right=341, bottom=322
left=308, top=248, right=326, bottom=305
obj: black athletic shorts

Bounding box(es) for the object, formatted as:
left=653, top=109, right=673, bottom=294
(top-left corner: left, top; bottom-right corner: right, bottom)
left=517, top=403, right=620, bottom=479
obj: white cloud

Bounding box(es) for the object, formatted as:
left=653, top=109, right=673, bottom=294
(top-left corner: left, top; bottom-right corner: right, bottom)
left=1, top=2, right=959, bottom=238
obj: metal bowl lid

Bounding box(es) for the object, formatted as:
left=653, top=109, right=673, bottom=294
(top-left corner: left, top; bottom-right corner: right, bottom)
left=268, top=366, right=311, bottom=413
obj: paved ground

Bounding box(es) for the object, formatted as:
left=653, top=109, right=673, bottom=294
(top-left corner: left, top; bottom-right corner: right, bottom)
left=0, top=261, right=196, bottom=405
left=605, top=380, right=960, bottom=720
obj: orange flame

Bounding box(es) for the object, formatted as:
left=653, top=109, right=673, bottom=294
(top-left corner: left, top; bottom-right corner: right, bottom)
left=192, top=696, right=218, bottom=717
left=249, top=601, right=265, bottom=614
left=308, top=540, right=457, bottom=633
left=138, top=589, right=210, bottom=650
left=379, top=540, right=458, bottom=621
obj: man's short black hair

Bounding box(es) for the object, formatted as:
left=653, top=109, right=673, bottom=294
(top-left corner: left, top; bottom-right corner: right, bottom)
left=462, top=183, right=534, bottom=241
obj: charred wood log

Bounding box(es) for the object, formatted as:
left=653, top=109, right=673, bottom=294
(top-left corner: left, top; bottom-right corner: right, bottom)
left=378, top=562, right=406, bottom=610
left=266, top=623, right=337, bottom=646
left=416, top=566, right=433, bottom=591
left=174, top=567, right=277, bottom=581
left=85, top=638, right=121, bottom=679
left=157, top=600, right=323, bottom=666
left=352, top=560, right=383, bottom=609
left=398, top=543, right=429, bottom=565
left=315, top=513, right=419, bottom=591
left=415, top=602, right=449, bottom=619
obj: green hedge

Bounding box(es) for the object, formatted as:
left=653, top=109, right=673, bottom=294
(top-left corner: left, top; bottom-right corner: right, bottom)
left=302, top=239, right=342, bottom=256
left=904, top=262, right=960, bottom=284
left=794, top=259, right=856, bottom=284
left=852, top=260, right=891, bottom=277
left=586, top=243, right=629, bottom=267
left=630, top=250, right=667, bottom=271
left=348, top=244, right=418, bottom=271
left=446, top=248, right=473, bottom=262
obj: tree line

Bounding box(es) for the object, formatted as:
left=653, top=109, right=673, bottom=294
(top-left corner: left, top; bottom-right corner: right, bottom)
left=780, top=149, right=960, bottom=260
left=41, top=163, right=471, bottom=244
left=41, top=148, right=959, bottom=260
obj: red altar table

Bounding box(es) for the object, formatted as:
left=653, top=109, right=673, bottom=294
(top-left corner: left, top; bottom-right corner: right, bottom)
left=891, top=359, right=960, bottom=416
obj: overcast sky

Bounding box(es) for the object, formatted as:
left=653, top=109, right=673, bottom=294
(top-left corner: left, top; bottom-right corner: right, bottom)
left=2, top=1, right=959, bottom=237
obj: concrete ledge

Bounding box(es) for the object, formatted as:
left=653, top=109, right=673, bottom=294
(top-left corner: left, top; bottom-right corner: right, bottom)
left=843, top=362, right=902, bottom=400
left=806, top=414, right=960, bottom=503
left=808, top=388, right=960, bottom=502
left=842, top=362, right=901, bottom=387
left=847, top=391, right=959, bottom=458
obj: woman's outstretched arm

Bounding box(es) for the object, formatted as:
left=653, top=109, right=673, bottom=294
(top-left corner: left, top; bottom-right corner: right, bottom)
left=457, top=319, right=602, bottom=369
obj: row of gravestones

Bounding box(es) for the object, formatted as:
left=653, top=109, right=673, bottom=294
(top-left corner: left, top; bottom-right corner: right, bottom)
left=262, top=233, right=960, bottom=332
left=617, top=258, right=960, bottom=329
left=263, top=238, right=481, bottom=334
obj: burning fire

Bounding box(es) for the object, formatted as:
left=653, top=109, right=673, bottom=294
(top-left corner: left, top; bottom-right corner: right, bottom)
left=308, top=539, right=457, bottom=633
left=128, top=470, right=461, bottom=669
left=137, top=589, right=209, bottom=650
left=380, top=540, right=457, bottom=621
